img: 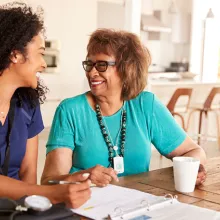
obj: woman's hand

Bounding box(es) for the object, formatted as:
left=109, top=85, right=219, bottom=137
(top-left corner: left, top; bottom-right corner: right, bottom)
left=49, top=174, right=91, bottom=208
left=196, top=164, right=207, bottom=185
left=87, top=165, right=119, bottom=187
left=57, top=165, right=119, bottom=187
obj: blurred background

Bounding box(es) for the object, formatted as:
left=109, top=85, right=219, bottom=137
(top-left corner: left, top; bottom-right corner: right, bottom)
left=1, top=0, right=219, bottom=181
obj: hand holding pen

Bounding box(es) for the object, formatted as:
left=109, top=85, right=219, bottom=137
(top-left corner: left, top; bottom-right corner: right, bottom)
left=47, top=173, right=92, bottom=209
left=49, top=166, right=119, bottom=189
left=48, top=173, right=96, bottom=186
left=48, top=179, right=97, bottom=187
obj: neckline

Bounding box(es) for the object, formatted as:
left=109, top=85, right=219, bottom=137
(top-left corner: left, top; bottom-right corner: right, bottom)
left=0, top=114, right=8, bottom=127
left=84, top=92, right=126, bottom=118
left=0, top=96, right=17, bottom=127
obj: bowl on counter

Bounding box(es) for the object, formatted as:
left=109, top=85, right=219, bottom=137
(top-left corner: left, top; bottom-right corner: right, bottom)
left=149, top=73, right=182, bottom=81
left=178, top=72, right=197, bottom=79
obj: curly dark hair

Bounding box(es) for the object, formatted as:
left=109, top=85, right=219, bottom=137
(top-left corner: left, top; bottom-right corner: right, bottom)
left=0, top=2, right=48, bottom=107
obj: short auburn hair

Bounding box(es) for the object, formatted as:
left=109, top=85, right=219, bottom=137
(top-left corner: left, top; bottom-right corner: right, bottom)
left=87, top=28, right=151, bottom=100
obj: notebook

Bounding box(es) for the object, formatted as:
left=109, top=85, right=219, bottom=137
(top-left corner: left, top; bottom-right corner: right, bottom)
left=71, top=184, right=220, bottom=220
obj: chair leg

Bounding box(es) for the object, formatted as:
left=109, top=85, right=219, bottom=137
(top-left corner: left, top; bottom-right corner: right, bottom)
left=172, top=112, right=186, bottom=131
left=203, top=111, right=208, bottom=144
left=198, top=110, right=203, bottom=145
left=218, top=114, right=220, bottom=149
left=213, top=111, right=220, bottom=149
left=178, top=114, right=185, bottom=131
left=187, top=109, right=198, bottom=132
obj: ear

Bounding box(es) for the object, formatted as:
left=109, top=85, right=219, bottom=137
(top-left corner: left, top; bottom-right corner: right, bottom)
left=9, top=51, right=23, bottom=64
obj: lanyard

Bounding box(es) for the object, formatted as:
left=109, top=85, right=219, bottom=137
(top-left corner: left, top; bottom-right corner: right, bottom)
left=0, top=99, right=16, bottom=176
left=95, top=103, right=126, bottom=168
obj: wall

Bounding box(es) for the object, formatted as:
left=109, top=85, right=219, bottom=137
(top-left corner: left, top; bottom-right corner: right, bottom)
left=28, top=0, right=97, bottom=95
left=0, top=0, right=98, bottom=126
left=98, top=1, right=124, bottom=29
left=37, top=0, right=97, bottom=127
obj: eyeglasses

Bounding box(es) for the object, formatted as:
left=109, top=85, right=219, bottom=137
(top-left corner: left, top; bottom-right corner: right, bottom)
left=82, top=60, right=116, bottom=72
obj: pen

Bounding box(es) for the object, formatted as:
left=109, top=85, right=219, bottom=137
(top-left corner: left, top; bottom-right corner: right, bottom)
left=48, top=180, right=97, bottom=187
left=84, top=206, right=94, bottom=210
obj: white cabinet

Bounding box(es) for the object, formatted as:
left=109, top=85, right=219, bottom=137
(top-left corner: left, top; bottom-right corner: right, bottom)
left=171, top=12, right=191, bottom=44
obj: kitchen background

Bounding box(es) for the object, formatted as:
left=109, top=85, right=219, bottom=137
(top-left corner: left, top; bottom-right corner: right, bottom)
left=1, top=0, right=219, bottom=127
left=1, top=0, right=220, bottom=180
left=98, top=0, right=191, bottom=73
left=0, top=0, right=218, bottom=127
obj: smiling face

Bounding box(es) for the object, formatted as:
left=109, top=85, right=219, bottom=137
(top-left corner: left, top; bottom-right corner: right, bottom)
left=12, top=33, right=47, bottom=89
left=85, top=53, right=123, bottom=98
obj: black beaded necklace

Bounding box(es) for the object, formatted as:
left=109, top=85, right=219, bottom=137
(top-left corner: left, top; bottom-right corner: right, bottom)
left=95, top=104, right=126, bottom=167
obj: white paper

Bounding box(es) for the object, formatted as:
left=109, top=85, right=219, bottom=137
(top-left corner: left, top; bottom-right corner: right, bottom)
left=146, top=201, right=220, bottom=220
left=71, top=184, right=220, bottom=220
left=71, top=184, right=163, bottom=220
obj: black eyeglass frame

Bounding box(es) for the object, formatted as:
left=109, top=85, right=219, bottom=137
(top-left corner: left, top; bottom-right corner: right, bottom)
left=82, top=60, right=116, bottom=72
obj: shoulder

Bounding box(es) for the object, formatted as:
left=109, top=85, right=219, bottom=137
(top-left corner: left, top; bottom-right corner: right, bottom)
left=15, top=98, right=43, bottom=130
left=18, top=97, right=40, bottom=117
left=129, top=91, right=155, bottom=107
left=59, top=93, right=86, bottom=108
left=126, top=91, right=155, bottom=116
left=129, top=91, right=154, bottom=102
left=56, top=93, right=87, bottom=116
left=137, top=91, right=154, bottom=101
left=50, top=94, right=88, bottom=129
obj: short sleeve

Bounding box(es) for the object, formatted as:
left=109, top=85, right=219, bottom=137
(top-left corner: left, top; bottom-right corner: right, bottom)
left=28, top=105, right=44, bottom=139
left=151, top=95, right=187, bottom=155
left=46, top=105, right=75, bottom=154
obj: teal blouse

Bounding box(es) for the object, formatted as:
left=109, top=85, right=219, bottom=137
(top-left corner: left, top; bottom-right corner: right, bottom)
left=46, top=92, right=186, bottom=176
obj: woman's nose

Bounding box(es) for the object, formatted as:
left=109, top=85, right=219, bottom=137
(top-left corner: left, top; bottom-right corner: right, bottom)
left=88, top=66, right=99, bottom=78
left=42, top=59, right=47, bottom=69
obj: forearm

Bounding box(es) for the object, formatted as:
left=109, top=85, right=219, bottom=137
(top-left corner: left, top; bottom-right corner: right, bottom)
left=167, top=136, right=207, bottom=165
left=20, top=135, right=38, bottom=184
left=182, top=147, right=207, bottom=165
left=41, top=168, right=87, bottom=185
left=19, top=170, right=37, bottom=184
left=41, top=174, right=70, bottom=185
left=0, top=175, right=56, bottom=202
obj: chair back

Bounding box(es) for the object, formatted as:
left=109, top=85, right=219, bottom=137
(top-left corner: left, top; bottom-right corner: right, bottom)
left=203, top=87, right=220, bottom=110
left=167, top=88, right=193, bottom=113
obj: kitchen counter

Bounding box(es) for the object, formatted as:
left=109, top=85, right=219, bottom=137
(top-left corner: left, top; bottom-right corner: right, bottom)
left=146, top=72, right=220, bottom=105
left=147, top=72, right=220, bottom=87
left=148, top=78, right=220, bottom=86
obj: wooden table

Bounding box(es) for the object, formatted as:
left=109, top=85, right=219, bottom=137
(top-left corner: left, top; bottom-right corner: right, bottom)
left=114, top=157, right=220, bottom=211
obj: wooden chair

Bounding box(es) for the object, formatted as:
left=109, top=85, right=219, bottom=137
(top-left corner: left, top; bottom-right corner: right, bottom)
left=187, top=87, right=220, bottom=146
left=159, top=88, right=193, bottom=159
left=167, top=88, right=193, bottom=131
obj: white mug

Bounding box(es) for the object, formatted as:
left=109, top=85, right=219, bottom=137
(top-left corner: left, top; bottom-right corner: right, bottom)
left=173, top=157, right=200, bottom=193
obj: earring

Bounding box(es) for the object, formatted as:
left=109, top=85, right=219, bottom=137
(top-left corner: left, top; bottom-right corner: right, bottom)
left=14, top=60, right=17, bottom=64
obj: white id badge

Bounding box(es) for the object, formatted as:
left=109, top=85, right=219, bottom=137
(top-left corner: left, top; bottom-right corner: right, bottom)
left=113, top=156, right=124, bottom=174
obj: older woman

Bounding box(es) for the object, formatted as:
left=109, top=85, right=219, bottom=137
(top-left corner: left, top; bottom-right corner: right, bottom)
left=42, top=29, right=206, bottom=187
left=0, top=2, right=91, bottom=208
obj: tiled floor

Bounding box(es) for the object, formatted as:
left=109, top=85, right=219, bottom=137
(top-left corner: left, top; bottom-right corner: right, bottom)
left=38, top=128, right=220, bottom=183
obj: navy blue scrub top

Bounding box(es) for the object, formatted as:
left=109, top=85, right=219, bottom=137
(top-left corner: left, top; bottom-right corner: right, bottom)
left=0, top=98, right=44, bottom=180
